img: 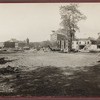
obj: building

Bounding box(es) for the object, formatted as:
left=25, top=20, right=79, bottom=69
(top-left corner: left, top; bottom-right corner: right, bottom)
left=50, top=31, right=68, bottom=52
left=50, top=31, right=98, bottom=52
left=73, top=37, right=98, bottom=51
left=4, top=38, right=30, bottom=49
left=4, top=39, right=19, bottom=48
left=0, top=42, right=4, bottom=49
left=50, top=32, right=67, bottom=42
left=72, top=38, right=91, bottom=50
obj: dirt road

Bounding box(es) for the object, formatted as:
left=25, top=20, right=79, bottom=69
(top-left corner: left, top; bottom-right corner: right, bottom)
left=0, top=51, right=100, bottom=97
left=0, top=51, right=99, bottom=68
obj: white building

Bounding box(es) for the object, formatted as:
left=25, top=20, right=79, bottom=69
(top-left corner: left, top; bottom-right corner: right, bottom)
left=72, top=38, right=97, bottom=51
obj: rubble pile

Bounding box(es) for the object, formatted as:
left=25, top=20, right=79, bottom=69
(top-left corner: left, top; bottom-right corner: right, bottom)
left=0, top=57, right=16, bottom=64
left=0, top=57, right=6, bottom=64
left=0, top=65, right=20, bottom=74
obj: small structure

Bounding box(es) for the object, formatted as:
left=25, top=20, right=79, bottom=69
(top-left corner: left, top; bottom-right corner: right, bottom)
left=23, top=46, right=30, bottom=50
left=0, top=42, right=4, bottom=49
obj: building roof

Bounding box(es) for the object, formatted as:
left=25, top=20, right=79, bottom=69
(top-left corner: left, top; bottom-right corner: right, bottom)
left=51, top=32, right=67, bottom=38
left=5, top=39, right=27, bottom=44
left=6, top=39, right=19, bottom=42
left=74, top=37, right=96, bottom=41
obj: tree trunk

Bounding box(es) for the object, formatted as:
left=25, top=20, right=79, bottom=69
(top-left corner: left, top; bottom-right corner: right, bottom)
left=67, top=29, right=73, bottom=52
left=68, top=38, right=72, bottom=52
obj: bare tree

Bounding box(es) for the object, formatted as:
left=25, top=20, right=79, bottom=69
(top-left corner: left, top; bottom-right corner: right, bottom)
left=60, top=4, right=86, bottom=52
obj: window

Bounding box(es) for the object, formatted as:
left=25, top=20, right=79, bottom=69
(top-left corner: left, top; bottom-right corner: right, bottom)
left=87, top=41, right=89, bottom=44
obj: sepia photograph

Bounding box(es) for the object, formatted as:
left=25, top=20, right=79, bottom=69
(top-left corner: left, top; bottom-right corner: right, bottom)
left=0, top=3, right=100, bottom=97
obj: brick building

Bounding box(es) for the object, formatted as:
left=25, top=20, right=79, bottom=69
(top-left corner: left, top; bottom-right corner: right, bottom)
left=4, top=39, right=19, bottom=48
left=4, top=38, right=30, bottom=49
left=50, top=32, right=68, bottom=52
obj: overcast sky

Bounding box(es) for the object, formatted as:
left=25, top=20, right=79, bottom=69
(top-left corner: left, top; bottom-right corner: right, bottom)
left=0, top=3, right=100, bottom=42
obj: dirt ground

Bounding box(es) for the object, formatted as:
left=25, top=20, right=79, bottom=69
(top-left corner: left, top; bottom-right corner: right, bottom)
left=0, top=51, right=100, bottom=97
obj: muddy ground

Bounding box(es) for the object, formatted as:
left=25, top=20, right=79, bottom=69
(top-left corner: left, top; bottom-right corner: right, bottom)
left=0, top=51, right=100, bottom=97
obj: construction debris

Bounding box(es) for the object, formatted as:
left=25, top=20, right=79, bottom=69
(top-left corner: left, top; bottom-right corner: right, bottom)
left=0, top=65, right=20, bottom=74
left=0, top=57, right=6, bottom=64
